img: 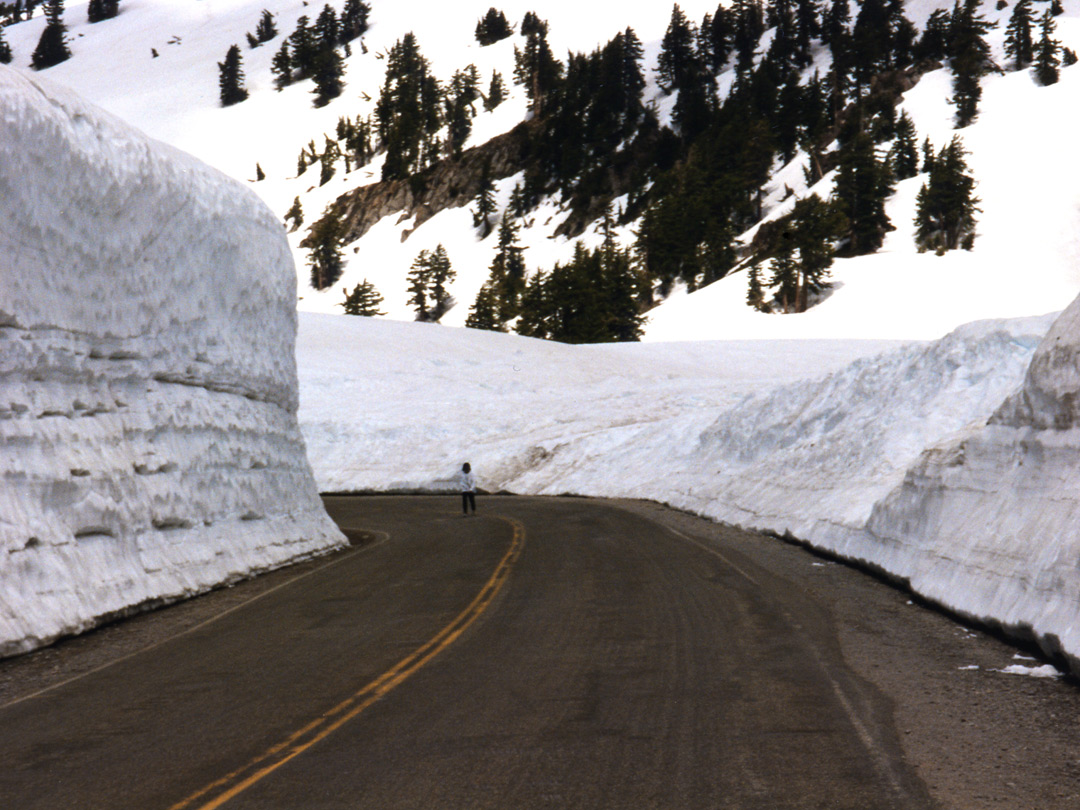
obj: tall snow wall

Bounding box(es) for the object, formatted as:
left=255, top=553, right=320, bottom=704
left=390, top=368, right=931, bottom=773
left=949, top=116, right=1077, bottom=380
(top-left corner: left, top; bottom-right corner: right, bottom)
left=865, top=295, right=1080, bottom=672
left=0, top=67, right=346, bottom=657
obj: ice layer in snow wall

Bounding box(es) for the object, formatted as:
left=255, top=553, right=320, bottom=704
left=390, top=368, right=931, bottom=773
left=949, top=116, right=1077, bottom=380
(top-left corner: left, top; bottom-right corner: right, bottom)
left=0, top=66, right=345, bottom=657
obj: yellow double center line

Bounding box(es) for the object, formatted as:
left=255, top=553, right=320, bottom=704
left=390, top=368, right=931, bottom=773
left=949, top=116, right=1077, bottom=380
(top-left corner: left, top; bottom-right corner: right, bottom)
left=169, top=516, right=526, bottom=810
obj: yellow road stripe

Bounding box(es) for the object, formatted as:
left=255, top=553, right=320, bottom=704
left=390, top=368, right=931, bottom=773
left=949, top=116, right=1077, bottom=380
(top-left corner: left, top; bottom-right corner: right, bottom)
left=168, top=517, right=525, bottom=810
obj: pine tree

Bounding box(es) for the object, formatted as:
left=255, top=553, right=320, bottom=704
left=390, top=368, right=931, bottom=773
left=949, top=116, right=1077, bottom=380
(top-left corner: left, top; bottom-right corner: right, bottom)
left=255, top=9, right=276, bottom=42
left=949, top=0, right=995, bottom=128
left=768, top=246, right=800, bottom=313
left=493, top=215, right=527, bottom=320
left=705, top=4, right=733, bottom=69
left=657, top=4, right=698, bottom=94
left=31, top=0, right=70, bottom=70
left=833, top=128, right=894, bottom=254
left=407, top=245, right=456, bottom=322
left=217, top=45, right=249, bottom=106
left=787, top=194, right=847, bottom=311
left=472, top=160, right=498, bottom=238
left=465, top=284, right=505, bottom=331
left=915, top=136, right=979, bottom=252
left=1004, top=0, right=1035, bottom=69
left=0, top=26, right=12, bottom=64
left=313, top=4, right=338, bottom=52
left=271, top=40, right=292, bottom=89
left=288, top=15, right=317, bottom=79
left=311, top=46, right=345, bottom=106
left=746, top=263, right=769, bottom=311
left=87, top=0, right=118, bottom=23
left=285, top=197, right=304, bottom=231
left=484, top=70, right=505, bottom=111
left=475, top=7, right=512, bottom=46
left=377, top=34, right=444, bottom=180
left=1034, top=9, right=1061, bottom=85
left=341, top=279, right=385, bottom=316
left=339, top=0, right=370, bottom=43
left=306, top=211, right=346, bottom=289
left=255, top=163, right=265, bottom=181
left=889, top=110, right=919, bottom=179
left=512, top=25, right=561, bottom=114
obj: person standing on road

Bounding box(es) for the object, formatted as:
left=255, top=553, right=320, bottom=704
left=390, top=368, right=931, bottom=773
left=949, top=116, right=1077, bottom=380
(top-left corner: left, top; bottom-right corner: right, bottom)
left=460, top=462, right=477, bottom=516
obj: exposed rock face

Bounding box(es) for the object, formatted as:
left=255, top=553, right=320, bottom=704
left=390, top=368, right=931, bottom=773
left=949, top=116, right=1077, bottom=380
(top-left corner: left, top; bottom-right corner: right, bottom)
left=0, top=67, right=345, bottom=657
left=305, top=120, right=539, bottom=248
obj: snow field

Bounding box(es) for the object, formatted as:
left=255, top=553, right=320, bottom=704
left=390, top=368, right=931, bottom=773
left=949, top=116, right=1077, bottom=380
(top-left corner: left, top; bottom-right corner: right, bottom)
left=0, top=66, right=344, bottom=657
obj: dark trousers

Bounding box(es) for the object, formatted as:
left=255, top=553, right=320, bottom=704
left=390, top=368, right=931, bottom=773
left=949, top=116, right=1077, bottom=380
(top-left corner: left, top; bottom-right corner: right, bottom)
left=462, top=491, right=476, bottom=514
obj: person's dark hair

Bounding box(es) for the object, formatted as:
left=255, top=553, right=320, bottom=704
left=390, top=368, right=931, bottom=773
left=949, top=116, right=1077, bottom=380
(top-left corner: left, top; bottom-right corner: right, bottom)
left=463, top=462, right=471, bottom=473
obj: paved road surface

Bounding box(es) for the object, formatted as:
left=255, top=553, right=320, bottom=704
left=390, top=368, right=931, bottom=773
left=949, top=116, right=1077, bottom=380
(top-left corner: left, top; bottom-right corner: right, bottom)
left=2, top=496, right=1079, bottom=809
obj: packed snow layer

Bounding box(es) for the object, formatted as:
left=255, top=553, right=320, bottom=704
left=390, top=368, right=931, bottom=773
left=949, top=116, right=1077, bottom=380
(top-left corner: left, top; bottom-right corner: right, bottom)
left=298, top=309, right=1080, bottom=668
left=0, top=67, right=345, bottom=657
left=864, top=295, right=1080, bottom=670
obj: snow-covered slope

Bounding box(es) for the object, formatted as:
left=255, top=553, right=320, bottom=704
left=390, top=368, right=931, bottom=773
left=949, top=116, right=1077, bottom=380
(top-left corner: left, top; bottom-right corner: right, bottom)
left=8, top=0, right=1080, bottom=340
left=0, top=66, right=345, bottom=657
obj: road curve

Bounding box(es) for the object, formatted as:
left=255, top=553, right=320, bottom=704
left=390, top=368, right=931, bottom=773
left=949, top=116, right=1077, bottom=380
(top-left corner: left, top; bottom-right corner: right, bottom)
left=0, top=495, right=1062, bottom=808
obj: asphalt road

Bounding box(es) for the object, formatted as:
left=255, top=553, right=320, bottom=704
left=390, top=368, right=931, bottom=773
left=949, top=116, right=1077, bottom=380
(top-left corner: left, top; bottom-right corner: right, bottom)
left=2, top=496, right=1079, bottom=809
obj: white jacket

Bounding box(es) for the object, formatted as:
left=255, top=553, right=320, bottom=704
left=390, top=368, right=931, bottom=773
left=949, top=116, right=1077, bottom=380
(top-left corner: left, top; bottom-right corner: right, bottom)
left=460, top=471, right=476, bottom=492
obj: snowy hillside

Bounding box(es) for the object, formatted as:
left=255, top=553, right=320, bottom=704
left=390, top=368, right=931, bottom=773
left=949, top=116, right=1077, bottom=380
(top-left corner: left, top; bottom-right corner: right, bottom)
left=0, top=66, right=344, bottom=657
left=5, top=0, right=1080, bottom=340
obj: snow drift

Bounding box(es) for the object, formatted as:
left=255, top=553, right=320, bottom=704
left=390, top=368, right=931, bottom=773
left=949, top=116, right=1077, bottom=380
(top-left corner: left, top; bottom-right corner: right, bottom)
left=0, top=66, right=345, bottom=657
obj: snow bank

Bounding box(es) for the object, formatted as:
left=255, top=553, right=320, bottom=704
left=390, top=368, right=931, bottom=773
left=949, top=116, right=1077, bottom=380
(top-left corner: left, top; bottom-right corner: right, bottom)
left=0, top=67, right=344, bottom=657
left=864, top=295, right=1080, bottom=670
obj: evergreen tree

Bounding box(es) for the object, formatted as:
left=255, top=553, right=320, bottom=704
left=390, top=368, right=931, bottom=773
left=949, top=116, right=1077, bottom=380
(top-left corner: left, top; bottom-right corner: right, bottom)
left=284, top=197, right=303, bottom=231
left=793, top=0, right=821, bottom=66
left=31, top=0, right=70, bottom=70
left=746, top=263, right=769, bottom=311
left=833, top=128, right=894, bottom=254
left=915, top=136, right=979, bottom=252
left=787, top=194, right=847, bottom=311
left=341, top=279, right=385, bottom=315
left=767, top=246, right=800, bottom=313
left=311, top=45, right=345, bottom=106
left=515, top=271, right=550, bottom=338
left=217, top=45, right=249, bottom=106
left=407, top=245, right=457, bottom=322
left=339, top=0, right=370, bottom=43
left=306, top=211, right=346, bottom=289
left=271, top=40, right=292, bottom=88
left=255, top=163, right=265, bottom=181
left=520, top=11, right=546, bottom=37
left=0, top=26, right=12, bottom=64
left=513, top=24, right=562, bottom=113
left=288, top=15, right=317, bottom=78
left=1004, top=0, right=1035, bottom=69
left=705, top=3, right=733, bottom=69
left=921, top=136, right=936, bottom=173
left=657, top=4, right=698, bottom=94
left=949, top=0, right=995, bottom=128
left=1063, top=47, right=1078, bottom=67
left=484, top=69, right=505, bottom=111
left=492, top=215, right=528, bottom=320
left=889, top=110, right=919, bottom=179
left=475, top=7, right=512, bottom=45
left=376, top=34, right=444, bottom=180
left=255, top=9, right=276, bottom=42
left=1034, top=9, right=1061, bottom=85
left=850, top=0, right=890, bottom=88
left=471, top=160, right=498, bottom=238
left=319, top=137, right=339, bottom=185
left=465, top=284, right=505, bottom=330
left=915, top=8, right=950, bottom=61
left=313, top=4, right=338, bottom=52
left=821, top=0, right=850, bottom=47
left=87, top=0, right=118, bottom=23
